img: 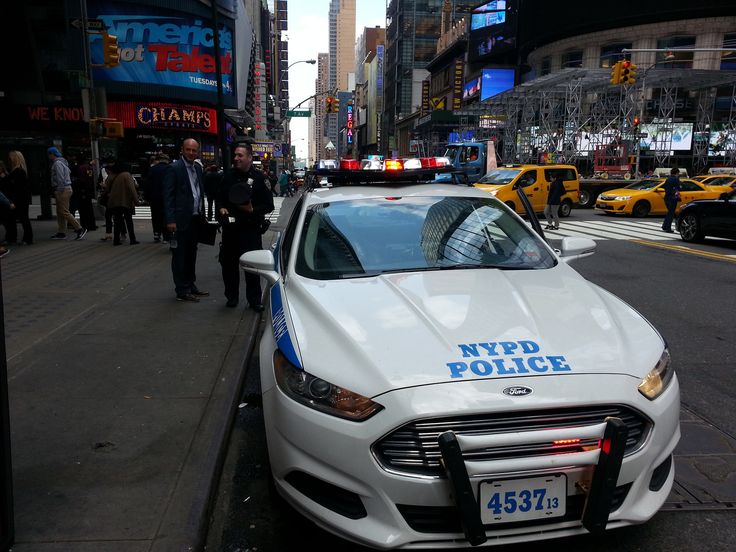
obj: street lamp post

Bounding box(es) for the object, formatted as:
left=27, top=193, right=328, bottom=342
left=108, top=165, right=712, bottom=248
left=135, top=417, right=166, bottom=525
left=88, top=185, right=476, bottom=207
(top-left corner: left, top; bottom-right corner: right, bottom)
left=278, top=59, right=316, bottom=170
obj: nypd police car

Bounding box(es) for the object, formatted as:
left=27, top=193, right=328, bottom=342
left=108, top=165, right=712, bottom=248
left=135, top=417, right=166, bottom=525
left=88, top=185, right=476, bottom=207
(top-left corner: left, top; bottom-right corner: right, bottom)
left=239, top=158, right=680, bottom=549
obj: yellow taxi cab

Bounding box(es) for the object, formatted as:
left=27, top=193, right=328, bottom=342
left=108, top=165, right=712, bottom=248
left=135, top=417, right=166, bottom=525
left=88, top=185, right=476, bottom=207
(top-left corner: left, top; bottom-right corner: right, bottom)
left=474, top=164, right=580, bottom=217
left=692, top=174, right=736, bottom=187
left=594, top=178, right=732, bottom=217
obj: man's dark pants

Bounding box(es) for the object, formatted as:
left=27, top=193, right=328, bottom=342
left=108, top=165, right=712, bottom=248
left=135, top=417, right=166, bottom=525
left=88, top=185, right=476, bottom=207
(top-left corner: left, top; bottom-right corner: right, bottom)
left=171, top=217, right=201, bottom=296
left=220, top=224, right=262, bottom=306
left=663, top=198, right=678, bottom=231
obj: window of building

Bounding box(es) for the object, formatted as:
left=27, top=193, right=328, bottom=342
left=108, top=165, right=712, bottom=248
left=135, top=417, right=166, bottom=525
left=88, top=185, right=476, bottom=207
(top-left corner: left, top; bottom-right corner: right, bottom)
left=540, top=57, right=551, bottom=76
left=561, top=50, right=583, bottom=68
left=599, top=43, right=631, bottom=68
left=656, top=36, right=695, bottom=68
left=721, top=33, right=736, bottom=70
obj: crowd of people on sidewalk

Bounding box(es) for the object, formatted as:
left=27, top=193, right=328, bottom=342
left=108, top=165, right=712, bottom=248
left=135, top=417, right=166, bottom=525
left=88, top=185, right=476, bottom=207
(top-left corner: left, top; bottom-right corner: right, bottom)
left=0, top=141, right=286, bottom=312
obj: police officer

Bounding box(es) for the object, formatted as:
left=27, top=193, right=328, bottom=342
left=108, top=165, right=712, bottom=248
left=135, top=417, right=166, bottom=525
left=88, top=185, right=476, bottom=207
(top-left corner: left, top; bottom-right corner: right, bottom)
left=217, top=142, right=274, bottom=309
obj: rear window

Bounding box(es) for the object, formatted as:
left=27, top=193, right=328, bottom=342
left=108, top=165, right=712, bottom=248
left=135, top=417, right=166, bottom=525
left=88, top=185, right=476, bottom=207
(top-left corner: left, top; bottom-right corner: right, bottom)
left=295, top=196, right=556, bottom=280
left=544, top=168, right=577, bottom=181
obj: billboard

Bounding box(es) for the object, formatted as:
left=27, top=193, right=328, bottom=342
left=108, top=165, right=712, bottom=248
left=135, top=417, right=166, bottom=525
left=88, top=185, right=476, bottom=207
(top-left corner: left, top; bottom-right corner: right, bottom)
left=480, top=68, right=515, bottom=101
left=463, top=77, right=481, bottom=100
left=468, top=0, right=518, bottom=62
left=89, top=2, right=235, bottom=97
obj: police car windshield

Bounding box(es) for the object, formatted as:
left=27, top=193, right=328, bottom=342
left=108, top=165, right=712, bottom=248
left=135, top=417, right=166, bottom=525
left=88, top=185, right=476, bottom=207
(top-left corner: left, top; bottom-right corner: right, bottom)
left=295, top=196, right=556, bottom=280
left=478, top=169, right=521, bottom=185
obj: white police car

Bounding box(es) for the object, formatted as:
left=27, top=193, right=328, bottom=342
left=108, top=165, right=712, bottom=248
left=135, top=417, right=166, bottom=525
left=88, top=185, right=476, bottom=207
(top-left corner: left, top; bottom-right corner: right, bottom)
left=240, top=158, right=680, bottom=549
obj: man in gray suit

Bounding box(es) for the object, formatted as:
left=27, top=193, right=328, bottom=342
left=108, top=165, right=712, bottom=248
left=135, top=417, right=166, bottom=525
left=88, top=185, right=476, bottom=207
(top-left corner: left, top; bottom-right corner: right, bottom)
left=164, top=138, right=209, bottom=302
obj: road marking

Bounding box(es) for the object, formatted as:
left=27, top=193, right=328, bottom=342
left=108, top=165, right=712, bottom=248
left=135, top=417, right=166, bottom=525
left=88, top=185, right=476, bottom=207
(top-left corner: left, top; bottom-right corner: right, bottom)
left=630, top=239, right=736, bottom=263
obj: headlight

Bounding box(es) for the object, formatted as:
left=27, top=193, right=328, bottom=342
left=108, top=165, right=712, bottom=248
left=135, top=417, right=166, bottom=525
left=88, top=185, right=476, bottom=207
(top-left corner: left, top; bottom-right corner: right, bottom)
left=638, top=348, right=674, bottom=400
left=488, top=189, right=499, bottom=196
left=614, top=195, right=632, bottom=201
left=273, top=350, right=383, bottom=421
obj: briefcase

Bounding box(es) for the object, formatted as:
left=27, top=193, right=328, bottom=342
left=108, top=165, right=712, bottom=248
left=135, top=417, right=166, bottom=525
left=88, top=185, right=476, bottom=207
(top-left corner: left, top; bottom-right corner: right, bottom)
left=198, top=220, right=220, bottom=246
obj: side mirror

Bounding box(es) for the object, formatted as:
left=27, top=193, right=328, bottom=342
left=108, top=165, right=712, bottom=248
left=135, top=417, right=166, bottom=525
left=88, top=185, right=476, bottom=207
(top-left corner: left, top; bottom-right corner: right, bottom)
left=559, top=237, right=596, bottom=263
left=240, top=249, right=280, bottom=287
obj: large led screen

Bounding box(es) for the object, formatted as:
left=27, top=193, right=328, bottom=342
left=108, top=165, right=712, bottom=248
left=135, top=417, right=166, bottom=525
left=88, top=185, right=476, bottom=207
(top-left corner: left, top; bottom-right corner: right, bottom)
left=481, top=68, right=515, bottom=101
left=639, top=123, right=693, bottom=151
left=469, top=0, right=517, bottom=61
left=88, top=2, right=235, bottom=96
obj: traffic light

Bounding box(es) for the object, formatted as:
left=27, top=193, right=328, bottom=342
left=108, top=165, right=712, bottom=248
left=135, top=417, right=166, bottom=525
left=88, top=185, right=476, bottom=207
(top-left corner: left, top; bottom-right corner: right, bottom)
left=325, top=96, right=334, bottom=112
left=332, top=96, right=340, bottom=113
left=102, top=32, right=120, bottom=68
left=632, top=115, right=641, bottom=129
left=610, top=61, right=622, bottom=85
left=621, top=61, right=637, bottom=85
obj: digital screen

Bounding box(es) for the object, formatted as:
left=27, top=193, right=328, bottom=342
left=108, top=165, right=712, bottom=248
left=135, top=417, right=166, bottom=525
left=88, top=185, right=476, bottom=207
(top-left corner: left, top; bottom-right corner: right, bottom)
left=481, top=68, right=515, bottom=101
left=463, top=77, right=481, bottom=100
left=469, top=0, right=517, bottom=61
left=89, top=2, right=235, bottom=96
left=473, top=1, right=506, bottom=12
left=471, top=10, right=506, bottom=31
left=639, top=123, right=693, bottom=151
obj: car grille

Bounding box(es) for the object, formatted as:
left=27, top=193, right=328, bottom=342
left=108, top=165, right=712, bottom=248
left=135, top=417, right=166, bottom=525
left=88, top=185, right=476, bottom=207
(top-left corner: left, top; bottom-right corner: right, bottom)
left=373, top=405, right=650, bottom=477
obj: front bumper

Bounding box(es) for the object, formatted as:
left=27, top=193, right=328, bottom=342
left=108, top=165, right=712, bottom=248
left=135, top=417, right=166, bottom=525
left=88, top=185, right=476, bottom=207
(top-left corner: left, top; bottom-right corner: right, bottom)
left=262, top=373, right=680, bottom=549
left=595, top=200, right=630, bottom=213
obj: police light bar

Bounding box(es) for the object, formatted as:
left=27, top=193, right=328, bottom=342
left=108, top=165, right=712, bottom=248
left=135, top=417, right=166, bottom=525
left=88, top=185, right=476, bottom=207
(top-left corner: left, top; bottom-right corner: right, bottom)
left=313, top=156, right=454, bottom=186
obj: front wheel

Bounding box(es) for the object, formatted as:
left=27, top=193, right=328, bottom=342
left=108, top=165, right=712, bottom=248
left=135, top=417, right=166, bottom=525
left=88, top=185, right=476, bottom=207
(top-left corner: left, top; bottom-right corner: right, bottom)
left=632, top=201, right=650, bottom=218
left=678, top=213, right=704, bottom=242
left=558, top=200, right=573, bottom=218
left=578, top=189, right=595, bottom=208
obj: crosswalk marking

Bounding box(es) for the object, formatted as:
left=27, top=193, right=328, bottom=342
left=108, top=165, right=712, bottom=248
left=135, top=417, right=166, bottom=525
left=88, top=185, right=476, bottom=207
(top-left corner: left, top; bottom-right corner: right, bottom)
left=132, top=197, right=285, bottom=222
left=542, top=218, right=678, bottom=241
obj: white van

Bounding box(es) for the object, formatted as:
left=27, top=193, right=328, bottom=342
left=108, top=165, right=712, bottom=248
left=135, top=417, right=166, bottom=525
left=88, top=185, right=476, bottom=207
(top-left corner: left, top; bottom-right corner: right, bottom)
left=652, top=167, right=689, bottom=178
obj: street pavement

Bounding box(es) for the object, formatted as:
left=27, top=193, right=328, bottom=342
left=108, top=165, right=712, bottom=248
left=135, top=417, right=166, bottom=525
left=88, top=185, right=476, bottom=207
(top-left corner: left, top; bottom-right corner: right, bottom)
left=2, top=203, right=281, bottom=552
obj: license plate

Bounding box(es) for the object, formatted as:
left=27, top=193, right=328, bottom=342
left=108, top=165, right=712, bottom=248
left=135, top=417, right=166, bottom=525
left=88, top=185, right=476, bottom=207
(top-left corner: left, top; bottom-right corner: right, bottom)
left=479, top=474, right=566, bottom=525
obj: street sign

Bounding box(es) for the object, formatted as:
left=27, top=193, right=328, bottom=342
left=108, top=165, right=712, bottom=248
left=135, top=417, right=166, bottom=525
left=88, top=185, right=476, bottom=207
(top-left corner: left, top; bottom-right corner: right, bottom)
left=69, top=18, right=106, bottom=31
left=287, top=110, right=311, bottom=117
left=637, top=132, right=648, bottom=138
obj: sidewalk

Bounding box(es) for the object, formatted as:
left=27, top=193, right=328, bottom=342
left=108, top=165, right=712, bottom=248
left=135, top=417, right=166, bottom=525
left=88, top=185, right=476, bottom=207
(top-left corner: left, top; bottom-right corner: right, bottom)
left=2, top=213, right=269, bottom=551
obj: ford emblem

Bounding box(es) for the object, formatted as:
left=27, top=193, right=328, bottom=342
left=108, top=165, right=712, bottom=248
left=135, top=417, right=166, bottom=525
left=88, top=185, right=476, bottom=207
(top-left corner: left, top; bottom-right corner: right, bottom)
left=502, top=386, right=533, bottom=397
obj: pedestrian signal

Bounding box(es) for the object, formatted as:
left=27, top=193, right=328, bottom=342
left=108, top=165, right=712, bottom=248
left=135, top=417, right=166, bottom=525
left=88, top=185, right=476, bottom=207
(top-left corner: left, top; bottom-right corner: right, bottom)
left=610, top=61, right=623, bottom=85
left=102, top=32, right=120, bottom=68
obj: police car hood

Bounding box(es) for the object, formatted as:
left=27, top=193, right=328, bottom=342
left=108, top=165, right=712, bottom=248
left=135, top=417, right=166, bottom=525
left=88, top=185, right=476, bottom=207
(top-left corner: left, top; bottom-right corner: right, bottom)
left=285, top=264, right=664, bottom=396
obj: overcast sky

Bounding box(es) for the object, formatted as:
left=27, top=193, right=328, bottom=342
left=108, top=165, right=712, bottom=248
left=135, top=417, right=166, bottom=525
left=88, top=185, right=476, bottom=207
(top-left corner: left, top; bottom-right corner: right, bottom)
left=287, top=0, right=385, bottom=159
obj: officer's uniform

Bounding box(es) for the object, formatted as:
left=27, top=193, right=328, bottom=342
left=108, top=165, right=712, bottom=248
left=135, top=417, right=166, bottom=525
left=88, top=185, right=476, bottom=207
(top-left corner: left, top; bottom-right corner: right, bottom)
left=216, top=167, right=274, bottom=307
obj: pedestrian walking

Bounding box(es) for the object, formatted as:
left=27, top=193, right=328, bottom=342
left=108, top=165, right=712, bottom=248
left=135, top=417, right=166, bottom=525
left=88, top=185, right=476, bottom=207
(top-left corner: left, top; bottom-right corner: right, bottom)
left=48, top=146, right=87, bottom=240
left=104, top=160, right=140, bottom=246
left=277, top=169, right=290, bottom=197
left=163, top=138, right=209, bottom=303
left=203, top=163, right=222, bottom=221
left=216, top=142, right=274, bottom=309
left=73, top=157, right=98, bottom=232
left=144, top=153, right=171, bottom=242
left=6, top=151, right=33, bottom=245
left=544, top=173, right=565, bottom=230
left=662, top=168, right=681, bottom=233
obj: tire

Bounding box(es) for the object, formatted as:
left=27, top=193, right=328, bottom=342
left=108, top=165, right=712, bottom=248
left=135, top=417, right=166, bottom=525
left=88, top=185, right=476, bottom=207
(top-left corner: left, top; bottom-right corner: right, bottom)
left=678, top=212, right=704, bottom=242
left=558, top=200, right=573, bottom=218
left=632, top=201, right=650, bottom=218
left=578, top=189, right=595, bottom=208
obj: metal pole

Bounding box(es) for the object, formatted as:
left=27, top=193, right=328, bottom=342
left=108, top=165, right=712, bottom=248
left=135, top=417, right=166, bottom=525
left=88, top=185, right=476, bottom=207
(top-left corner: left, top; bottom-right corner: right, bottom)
left=210, top=2, right=229, bottom=173
left=80, top=0, right=100, bottom=181
left=0, top=262, right=14, bottom=551
left=634, top=72, right=646, bottom=178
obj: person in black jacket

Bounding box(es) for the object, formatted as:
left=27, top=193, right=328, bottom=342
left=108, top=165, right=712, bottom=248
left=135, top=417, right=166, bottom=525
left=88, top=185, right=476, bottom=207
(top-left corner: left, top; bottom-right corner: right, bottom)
left=216, top=142, right=274, bottom=309
left=6, top=151, right=33, bottom=244
left=144, top=153, right=171, bottom=242
left=544, top=174, right=565, bottom=230
left=661, top=168, right=681, bottom=233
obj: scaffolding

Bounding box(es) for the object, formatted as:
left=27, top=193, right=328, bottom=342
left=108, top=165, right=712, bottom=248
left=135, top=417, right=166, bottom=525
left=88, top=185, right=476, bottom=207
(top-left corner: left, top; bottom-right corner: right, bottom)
left=453, top=68, right=736, bottom=173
